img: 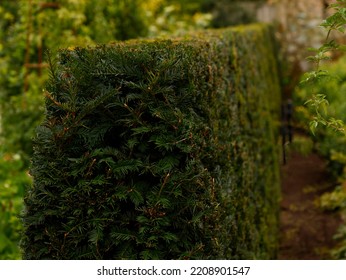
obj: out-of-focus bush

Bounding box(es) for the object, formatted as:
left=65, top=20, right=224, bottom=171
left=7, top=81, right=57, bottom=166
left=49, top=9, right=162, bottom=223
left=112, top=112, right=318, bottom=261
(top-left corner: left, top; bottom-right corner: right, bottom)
left=0, top=151, right=31, bottom=259
left=144, top=0, right=211, bottom=37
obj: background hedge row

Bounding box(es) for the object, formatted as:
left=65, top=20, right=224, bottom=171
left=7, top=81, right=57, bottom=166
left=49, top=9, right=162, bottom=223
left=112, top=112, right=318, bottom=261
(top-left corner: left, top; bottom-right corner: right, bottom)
left=21, top=23, right=281, bottom=259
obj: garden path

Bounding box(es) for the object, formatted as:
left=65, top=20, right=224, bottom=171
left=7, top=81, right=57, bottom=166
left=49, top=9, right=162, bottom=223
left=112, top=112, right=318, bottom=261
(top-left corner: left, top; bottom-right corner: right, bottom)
left=278, top=151, right=341, bottom=259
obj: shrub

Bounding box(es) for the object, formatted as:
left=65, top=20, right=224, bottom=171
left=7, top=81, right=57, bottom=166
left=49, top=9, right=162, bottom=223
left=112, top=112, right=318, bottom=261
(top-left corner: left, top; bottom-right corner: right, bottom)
left=21, top=24, right=281, bottom=259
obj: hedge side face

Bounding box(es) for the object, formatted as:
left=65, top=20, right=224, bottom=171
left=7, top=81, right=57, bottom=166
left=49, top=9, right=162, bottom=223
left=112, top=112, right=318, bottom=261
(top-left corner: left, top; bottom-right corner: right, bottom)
left=21, top=24, right=281, bottom=259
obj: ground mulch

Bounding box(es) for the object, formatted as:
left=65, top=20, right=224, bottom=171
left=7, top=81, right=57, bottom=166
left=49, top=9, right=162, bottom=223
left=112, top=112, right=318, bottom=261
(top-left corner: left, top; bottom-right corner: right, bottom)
left=278, top=151, right=341, bottom=259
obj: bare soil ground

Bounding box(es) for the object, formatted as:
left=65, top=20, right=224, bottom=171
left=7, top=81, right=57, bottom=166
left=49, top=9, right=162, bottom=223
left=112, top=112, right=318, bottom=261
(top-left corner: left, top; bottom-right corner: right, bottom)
left=278, top=151, right=341, bottom=259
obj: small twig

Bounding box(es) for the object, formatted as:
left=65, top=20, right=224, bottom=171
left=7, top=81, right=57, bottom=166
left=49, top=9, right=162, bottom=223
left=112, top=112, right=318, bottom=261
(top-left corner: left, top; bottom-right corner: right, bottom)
left=44, top=90, right=62, bottom=107
left=158, top=172, right=170, bottom=198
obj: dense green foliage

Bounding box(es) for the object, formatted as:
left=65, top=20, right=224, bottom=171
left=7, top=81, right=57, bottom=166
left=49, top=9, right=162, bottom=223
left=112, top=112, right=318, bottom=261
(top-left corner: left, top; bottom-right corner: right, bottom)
left=0, top=0, right=210, bottom=259
left=295, top=54, right=346, bottom=259
left=21, top=24, right=281, bottom=259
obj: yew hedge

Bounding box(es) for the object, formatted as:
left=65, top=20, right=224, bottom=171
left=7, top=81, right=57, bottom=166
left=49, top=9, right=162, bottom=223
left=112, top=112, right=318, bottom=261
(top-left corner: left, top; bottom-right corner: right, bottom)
left=21, top=24, right=281, bottom=259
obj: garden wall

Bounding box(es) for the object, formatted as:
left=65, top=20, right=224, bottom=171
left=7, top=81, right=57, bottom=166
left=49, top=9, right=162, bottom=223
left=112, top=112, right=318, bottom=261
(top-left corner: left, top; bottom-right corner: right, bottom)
left=21, top=23, right=282, bottom=259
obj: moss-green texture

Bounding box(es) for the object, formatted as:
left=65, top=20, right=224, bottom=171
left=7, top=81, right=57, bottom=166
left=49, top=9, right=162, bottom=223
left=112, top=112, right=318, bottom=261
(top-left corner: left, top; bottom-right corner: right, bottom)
left=21, top=24, right=281, bottom=259
left=197, top=24, right=281, bottom=259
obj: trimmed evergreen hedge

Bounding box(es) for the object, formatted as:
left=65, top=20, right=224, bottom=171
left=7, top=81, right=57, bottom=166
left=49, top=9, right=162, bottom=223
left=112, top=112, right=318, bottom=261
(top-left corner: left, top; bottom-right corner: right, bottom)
left=21, top=24, right=281, bottom=259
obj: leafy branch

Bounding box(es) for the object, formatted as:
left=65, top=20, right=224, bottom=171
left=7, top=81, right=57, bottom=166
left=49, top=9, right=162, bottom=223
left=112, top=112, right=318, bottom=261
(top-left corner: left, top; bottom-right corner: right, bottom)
left=302, top=0, right=346, bottom=134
